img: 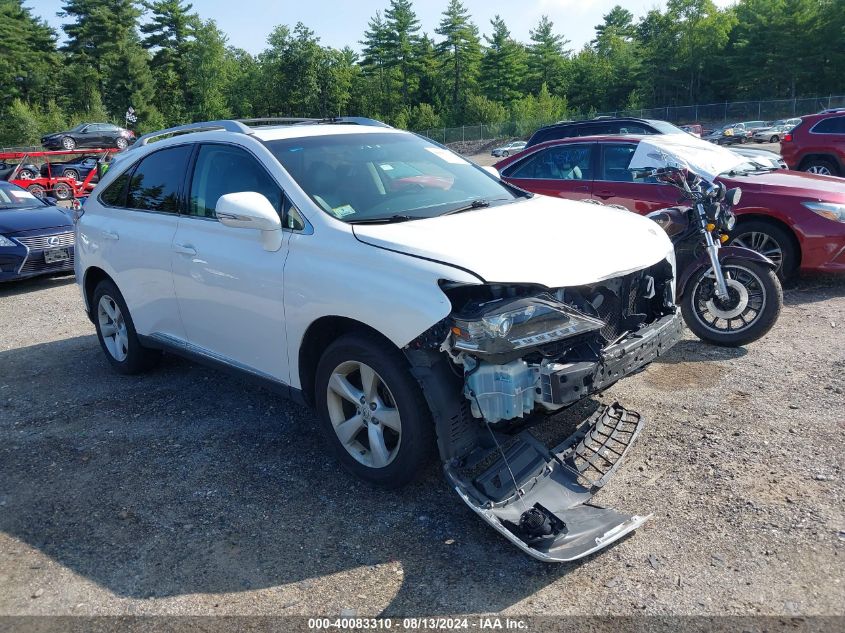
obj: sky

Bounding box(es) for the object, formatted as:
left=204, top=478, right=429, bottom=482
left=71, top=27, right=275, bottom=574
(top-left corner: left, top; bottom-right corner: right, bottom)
left=30, top=0, right=735, bottom=55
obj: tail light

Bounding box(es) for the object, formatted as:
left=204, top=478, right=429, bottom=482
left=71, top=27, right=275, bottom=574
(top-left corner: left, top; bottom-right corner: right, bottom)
left=783, top=133, right=793, bottom=142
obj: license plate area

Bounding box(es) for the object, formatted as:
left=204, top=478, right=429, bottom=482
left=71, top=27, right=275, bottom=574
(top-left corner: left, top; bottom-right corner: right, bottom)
left=43, top=248, right=69, bottom=264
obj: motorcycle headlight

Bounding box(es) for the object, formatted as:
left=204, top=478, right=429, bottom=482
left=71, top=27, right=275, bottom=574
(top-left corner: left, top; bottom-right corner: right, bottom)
left=802, top=201, right=845, bottom=223
left=720, top=210, right=736, bottom=231
left=451, top=295, right=605, bottom=357
left=0, top=235, right=17, bottom=248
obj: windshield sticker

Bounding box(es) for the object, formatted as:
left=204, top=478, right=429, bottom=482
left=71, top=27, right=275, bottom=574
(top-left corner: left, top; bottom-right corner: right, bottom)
left=331, top=204, right=356, bottom=218
left=424, top=147, right=470, bottom=165
left=10, top=190, right=36, bottom=199
left=379, top=163, right=394, bottom=171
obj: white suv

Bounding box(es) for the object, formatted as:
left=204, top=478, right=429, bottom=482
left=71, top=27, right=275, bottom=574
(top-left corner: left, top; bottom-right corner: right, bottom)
left=76, top=117, right=682, bottom=562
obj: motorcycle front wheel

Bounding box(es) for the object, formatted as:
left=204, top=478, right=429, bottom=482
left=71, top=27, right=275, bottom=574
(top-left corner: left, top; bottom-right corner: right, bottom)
left=681, top=261, right=782, bottom=347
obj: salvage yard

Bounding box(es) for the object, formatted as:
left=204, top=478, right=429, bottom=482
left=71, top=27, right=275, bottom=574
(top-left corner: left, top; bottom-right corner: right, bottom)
left=0, top=271, right=843, bottom=617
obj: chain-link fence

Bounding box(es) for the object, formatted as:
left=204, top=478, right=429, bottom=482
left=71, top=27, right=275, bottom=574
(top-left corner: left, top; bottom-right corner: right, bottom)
left=418, top=95, right=845, bottom=145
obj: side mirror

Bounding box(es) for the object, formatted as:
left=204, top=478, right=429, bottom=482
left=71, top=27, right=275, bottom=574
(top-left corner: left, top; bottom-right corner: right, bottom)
left=725, top=187, right=742, bottom=207
left=216, top=192, right=283, bottom=252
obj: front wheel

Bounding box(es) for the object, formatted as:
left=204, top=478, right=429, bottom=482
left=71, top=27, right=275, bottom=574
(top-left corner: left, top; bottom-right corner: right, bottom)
left=116, top=137, right=128, bottom=150
left=314, top=332, right=435, bottom=487
left=681, top=261, right=782, bottom=347
left=52, top=182, right=72, bottom=200
left=61, top=136, right=76, bottom=150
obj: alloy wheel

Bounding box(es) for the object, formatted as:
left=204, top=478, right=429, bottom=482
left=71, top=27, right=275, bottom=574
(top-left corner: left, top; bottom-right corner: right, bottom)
left=325, top=360, right=402, bottom=469
left=692, top=265, right=767, bottom=334
left=64, top=169, right=79, bottom=181
left=731, top=231, right=783, bottom=271
left=806, top=165, right=832, bottom=176
left=116, top=137, right=128, bottom=149
left=62, top=137, right=76, bottom=150
left=97, top=295, right=129, bottom=362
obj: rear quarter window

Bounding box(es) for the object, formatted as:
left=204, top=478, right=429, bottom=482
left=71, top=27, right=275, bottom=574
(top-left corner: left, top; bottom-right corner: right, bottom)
left=811, top=116, right=845, bottom=134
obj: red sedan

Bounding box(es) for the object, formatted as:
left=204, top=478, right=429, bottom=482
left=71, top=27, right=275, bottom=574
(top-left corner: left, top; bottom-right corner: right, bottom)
left=494, top=135, right=845, bottom=275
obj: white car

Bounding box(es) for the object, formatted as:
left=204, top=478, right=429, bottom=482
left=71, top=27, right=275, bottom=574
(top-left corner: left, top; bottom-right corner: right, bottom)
left=490, top=140, right=527, bottom=157
left=75, top=117, right=681, bottom=562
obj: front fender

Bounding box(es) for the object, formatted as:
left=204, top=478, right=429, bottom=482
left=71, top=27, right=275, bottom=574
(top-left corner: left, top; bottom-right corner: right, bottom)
left=677, top=246, right=776, bottom=298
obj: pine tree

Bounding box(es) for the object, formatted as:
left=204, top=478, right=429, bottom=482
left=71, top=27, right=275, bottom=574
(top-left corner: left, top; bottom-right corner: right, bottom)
left=480, top=15, right=526, bottom=104
left=527, top=16, right=570, bottom=96
left=185, top=19, right=230, bottom=121
left=434, top=0, right=481, bottom=122
left=384, top=0, right=421, bottom=107
left=361, top=11, right=395, bottom=117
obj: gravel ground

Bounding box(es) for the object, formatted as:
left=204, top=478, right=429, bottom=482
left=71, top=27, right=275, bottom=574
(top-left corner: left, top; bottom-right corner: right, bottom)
left=0, top=265, right=843, bottom=619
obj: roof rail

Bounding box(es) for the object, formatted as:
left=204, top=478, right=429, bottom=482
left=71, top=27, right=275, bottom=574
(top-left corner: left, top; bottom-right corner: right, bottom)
left=237, top=117, right=319, bottom=126
left=132, top=120, right=250, bottom=148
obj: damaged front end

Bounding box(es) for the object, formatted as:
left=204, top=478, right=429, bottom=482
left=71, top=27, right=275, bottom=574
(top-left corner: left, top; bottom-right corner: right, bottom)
left=406, top=259, right=682, bottom=562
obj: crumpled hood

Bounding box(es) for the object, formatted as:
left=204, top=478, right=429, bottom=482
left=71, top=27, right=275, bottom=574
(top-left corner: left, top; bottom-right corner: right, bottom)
left=352, top=195, right=673, bottom=287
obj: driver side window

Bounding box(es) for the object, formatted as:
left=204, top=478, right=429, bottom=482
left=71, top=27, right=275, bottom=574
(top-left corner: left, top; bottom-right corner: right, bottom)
left=505, top=145, right=592, bottom=180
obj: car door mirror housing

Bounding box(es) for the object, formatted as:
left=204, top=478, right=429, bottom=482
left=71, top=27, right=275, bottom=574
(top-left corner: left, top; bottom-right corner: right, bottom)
left=216, top=192, right=283, bottom=252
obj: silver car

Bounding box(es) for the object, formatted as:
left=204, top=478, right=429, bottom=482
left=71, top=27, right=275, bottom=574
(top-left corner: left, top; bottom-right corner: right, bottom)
left=752, top=124, right=794, bottom=143
left=491, top=140, right=527, bottom=157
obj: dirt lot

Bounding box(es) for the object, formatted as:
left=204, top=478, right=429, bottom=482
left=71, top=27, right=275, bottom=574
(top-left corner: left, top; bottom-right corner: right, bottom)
left=1, top=264, right=844, bottom=618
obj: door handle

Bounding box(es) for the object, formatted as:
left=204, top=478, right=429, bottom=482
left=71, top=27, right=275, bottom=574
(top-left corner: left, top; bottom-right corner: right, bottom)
left=595, top=191, right=614, bottom=199
left=571, top=185, right=589, bottom=193
left=173, top=243, right=197, bottom=256
left=102, top=230, right=119, bottom=241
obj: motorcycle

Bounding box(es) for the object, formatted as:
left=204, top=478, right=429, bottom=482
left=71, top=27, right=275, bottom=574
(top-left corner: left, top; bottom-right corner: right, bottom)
left=640, top=166, right=783, bottom=347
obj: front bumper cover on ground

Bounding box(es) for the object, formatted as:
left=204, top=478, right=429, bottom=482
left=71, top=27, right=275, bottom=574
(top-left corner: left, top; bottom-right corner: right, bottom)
left=446, top=403, right=649, bottom=562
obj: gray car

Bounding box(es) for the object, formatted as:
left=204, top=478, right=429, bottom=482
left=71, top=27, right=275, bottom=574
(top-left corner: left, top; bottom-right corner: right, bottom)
left=752, top=124, right=793, bottom=143
left=491, top=140, right=527, bottom=157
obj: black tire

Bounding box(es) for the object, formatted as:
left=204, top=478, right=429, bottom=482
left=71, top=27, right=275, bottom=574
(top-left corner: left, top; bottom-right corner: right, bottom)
left=770, top=135, right=779, bottom=143
left=27, top=184, right=46, bottom=197
left=739, top=135, right=748, bottom=144
left=116, top=137, right=128, bottom=150
left=502, top=151, right=509, bottom=157
left=727, top=219, right=798, bottom=279
left=61, top=136, right=76, bottom=150
left=63, top=169, right=80, bottom=181
left=801, top=158, right=839, bottom=177
left=314, top=332, right=435, bottom=487
left=17, top=168, right=35, bottom=179
left=52, top=182, right=72, bottom=200
left=92, top=279, right=159, bottom=375
left=681, top=260, right=782, bottom=347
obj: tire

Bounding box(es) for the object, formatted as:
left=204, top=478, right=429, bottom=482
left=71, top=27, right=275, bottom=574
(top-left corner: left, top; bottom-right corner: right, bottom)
left=92, top=279, right=159, bottom=375
left=63, top=169, right=80, bottom=181
left=314, top=332, right=435, bottom=487
left=681, top=260, right=782, bottom=347
left=739, top=136, right=748, bottom=144
left=52, top=182, right=72, bottom=200
left=17, top=169, right=35, bottom=180
left=770, top=135, right=779, bottom=143
left=801, top=158, right=839, bottom=177
left=502, top=151, right=509, bottom=157
left=728, top=220, right=797, bottom=278
left=116, top=137, right=128, bottom=150
left=27, top=184, right=46, bottom=197
left=61, top=136, right=76, bottom=150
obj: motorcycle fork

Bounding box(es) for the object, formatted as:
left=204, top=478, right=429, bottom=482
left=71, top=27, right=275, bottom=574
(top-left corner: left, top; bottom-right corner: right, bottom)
left=698, top=204, right=730, bottom=300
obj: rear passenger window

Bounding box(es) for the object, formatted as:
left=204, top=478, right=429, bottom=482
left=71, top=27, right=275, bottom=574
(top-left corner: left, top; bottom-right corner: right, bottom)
left=505, top=145, right=592, bottom=180
left=600, top=144, right=637, bottom=181
left=99, top=171, right=131, bottom=207
left=812, top=116, right=845, bottom=134
left=188, top=144, right=283, bottom=219
left=126, top=145, right=191, bottom=213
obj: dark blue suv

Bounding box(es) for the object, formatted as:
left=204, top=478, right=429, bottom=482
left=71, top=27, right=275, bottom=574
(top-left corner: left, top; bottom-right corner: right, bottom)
left=0, top=181, right=75, bottom=282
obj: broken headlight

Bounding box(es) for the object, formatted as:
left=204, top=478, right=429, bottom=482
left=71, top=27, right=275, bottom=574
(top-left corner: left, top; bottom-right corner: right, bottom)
left=451, top=295, right=605, bottom=358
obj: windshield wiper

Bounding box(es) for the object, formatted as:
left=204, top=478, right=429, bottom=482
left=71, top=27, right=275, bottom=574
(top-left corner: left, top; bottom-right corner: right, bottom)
left=440, top=199, right=492, bottom=216
left=348, top=214, right=424, bottom=225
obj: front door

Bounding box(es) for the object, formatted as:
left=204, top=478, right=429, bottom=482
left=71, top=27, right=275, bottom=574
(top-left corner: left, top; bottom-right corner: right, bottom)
left=171, top=143, right=290, bottom=383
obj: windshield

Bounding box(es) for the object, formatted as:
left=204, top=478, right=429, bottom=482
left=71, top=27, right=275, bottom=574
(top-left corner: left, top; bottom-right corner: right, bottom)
left=0, top=183, right=49, bottom=210
left=264, top=132, right=522, bottom=223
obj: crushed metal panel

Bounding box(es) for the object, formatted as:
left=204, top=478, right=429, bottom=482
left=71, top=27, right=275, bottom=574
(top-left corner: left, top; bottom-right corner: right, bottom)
left=445, top=403, right=650, bottom=562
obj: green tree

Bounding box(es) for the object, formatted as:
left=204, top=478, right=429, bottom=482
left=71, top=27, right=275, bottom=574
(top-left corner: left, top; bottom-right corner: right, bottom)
left=0, top=98, right=41, bottom=146
left=480, top=15, right=526, bottom=104
left=0, top=0, right=59, bottom=111
left=360, top=11, right=396, bottom=117
left=464, top=93, right=506, bottom=125
left=384, top=0, right=422, bottom=107
left=185, top=19, right=230, bottom=121
left=434, top=0, right=481, bottom=122
left=526, top=15, right=570, bottom=96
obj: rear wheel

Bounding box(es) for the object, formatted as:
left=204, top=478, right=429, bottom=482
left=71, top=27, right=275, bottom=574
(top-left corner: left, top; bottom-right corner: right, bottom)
left=116, top=137, right=128, bottom=150
left=314, top=332, right=435, bottom=487
left=63, top=169, right=80, bottom=181
left=92, top=279, right=159, bottom=375
left=52, top=182, right=72, bottom=200
left=17, top=168, right=35, bottom=179
left=801, top=158, right=839, bottom=177
left=728, top=220, right=797, bottom=278
left=61, top=136, right=76, bottom=150
left=770, top=135, right=779, bottom=143
left=27, top=184, right=46, bottom=197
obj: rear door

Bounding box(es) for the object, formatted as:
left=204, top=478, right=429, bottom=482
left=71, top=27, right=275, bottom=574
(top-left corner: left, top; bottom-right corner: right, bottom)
left=170, top=143, right=290, bottom=382
left=592, top=142, right=679, bottom=214
left=501, top=143, right=595, bottom=200
left=91, top=144, right=193, bottom=339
